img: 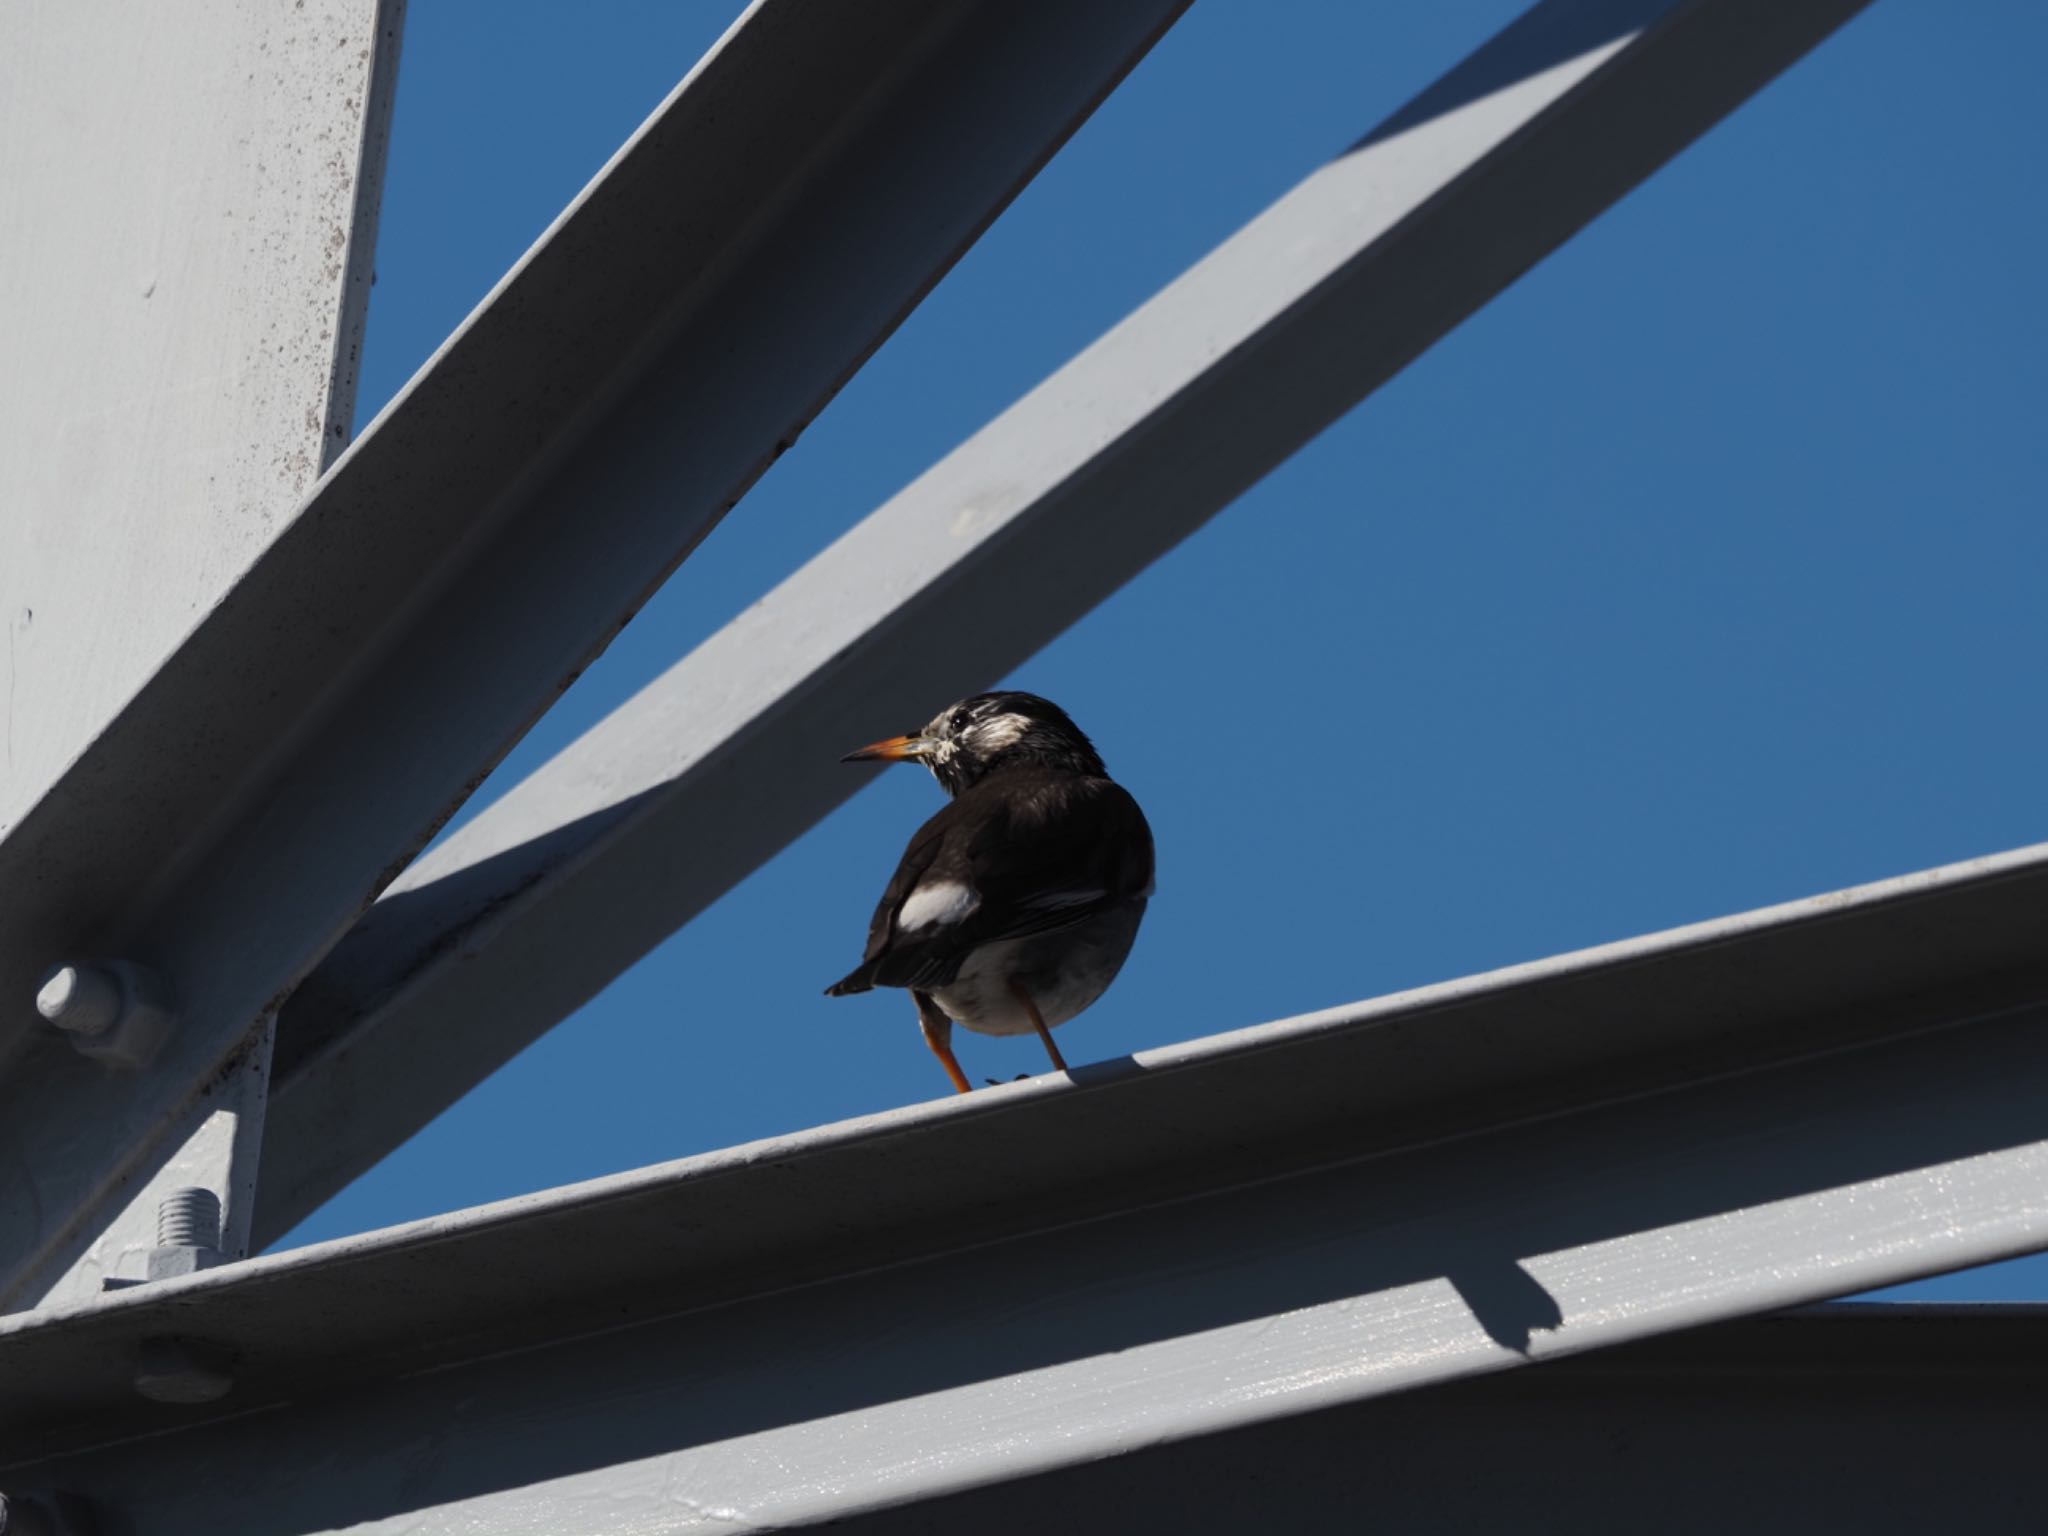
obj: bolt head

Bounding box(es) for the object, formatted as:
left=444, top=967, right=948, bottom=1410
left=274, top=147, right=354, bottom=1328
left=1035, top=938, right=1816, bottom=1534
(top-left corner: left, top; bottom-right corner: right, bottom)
left=134, top=1337, right=233, bottom=1404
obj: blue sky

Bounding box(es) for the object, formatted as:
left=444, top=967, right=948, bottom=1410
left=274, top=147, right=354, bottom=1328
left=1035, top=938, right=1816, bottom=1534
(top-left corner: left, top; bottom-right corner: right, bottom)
left=284, top=3, right=2048, bottom=1302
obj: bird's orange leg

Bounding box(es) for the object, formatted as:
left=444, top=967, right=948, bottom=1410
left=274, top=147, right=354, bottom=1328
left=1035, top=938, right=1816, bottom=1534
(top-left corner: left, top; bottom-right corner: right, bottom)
left=1007, top=977, right=1069, bottom=1074
left=914, top=991, right=973, bottom=1095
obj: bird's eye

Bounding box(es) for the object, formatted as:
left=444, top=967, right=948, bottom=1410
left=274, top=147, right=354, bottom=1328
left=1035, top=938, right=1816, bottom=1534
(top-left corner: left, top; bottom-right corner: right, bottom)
left=950, top=711, right=969, bottom=733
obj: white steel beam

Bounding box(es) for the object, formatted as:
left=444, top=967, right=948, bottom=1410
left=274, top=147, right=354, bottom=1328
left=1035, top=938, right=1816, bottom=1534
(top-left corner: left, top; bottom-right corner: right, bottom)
left=9, top=845, right=2048, bottom=1530
left=815, top=1308, right=2048, bottom=1535
left=12, top=1311, right=2042, bottom=1532
left=259, top=0, right=1876, bottom=1243
left=0, top=0, right=1189, bottom=1308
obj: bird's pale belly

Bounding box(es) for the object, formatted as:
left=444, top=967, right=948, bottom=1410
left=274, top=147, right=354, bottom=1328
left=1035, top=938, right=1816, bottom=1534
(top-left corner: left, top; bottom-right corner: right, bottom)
left=931, top=901, right=1147, bottom=1037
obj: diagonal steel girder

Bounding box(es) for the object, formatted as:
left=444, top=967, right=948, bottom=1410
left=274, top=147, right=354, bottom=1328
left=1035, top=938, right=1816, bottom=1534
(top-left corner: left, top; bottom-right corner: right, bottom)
left=259, top=0, right=1875, bottom=1244
left=9, top=844, right=2048, bottom=1530
left=0, top=0, right=1189, bottom=1308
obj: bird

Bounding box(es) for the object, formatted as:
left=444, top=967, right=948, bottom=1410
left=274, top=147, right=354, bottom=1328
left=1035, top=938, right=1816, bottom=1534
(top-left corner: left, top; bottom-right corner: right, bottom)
left=825, top=691, right=1155, bottom=1095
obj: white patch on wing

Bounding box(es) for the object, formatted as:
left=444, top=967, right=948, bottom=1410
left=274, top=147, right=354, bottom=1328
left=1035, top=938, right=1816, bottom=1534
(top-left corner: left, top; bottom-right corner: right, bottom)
left=898, top=878, right=979, bottom=932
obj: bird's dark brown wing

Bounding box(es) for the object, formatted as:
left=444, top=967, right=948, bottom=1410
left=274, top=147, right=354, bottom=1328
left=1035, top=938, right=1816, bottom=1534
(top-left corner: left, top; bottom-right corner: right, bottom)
left=825, top=769, right=1153, bottom=996
left=822, top=794, right=957, bottom=995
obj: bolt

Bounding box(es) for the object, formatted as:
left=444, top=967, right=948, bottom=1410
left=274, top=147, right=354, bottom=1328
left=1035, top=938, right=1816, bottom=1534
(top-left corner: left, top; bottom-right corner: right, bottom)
left=33, top=965, right=122, bottom=1037
left=32, top=960, right=175, bottom=1069
left=156, top=1188, right=220, bottom=1249
left=134, top=1336, right=234, bottom=1405
left=143, top=1188, right=225, bottom=1282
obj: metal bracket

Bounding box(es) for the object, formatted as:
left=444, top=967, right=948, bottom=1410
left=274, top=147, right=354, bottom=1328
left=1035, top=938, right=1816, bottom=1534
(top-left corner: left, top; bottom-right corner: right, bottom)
left=16, top=1019, right=274, bottom=1312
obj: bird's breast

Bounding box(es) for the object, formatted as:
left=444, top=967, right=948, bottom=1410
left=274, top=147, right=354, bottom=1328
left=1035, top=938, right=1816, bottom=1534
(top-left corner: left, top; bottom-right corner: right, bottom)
left=931, top=900, right=1147, bottom=1038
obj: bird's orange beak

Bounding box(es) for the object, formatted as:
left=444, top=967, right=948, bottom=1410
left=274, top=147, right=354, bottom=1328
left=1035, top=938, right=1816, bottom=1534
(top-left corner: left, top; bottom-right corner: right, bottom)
left=841, top=733, right=932, bottom=764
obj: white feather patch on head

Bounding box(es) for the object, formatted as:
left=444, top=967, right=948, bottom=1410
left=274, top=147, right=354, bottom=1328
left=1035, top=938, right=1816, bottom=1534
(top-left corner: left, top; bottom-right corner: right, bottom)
left=898, top=878, right=980, bottom=932
left=970, top=712, right=1030, bottom=753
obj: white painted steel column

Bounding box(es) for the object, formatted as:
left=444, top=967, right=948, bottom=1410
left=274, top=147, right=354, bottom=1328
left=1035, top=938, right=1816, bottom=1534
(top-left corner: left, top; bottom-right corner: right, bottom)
left=0, top=1, right=400, bottom=832
left=0, top=0, right=403, bottom=1308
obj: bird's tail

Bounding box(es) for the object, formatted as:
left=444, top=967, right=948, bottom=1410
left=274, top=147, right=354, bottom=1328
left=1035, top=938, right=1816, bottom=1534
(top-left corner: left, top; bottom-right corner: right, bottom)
left=824, top=964, right=875, bottom=997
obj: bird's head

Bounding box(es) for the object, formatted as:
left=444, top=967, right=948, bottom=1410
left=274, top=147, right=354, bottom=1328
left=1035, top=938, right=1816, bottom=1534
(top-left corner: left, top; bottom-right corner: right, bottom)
left=842, top=691, right=1107, bottom=796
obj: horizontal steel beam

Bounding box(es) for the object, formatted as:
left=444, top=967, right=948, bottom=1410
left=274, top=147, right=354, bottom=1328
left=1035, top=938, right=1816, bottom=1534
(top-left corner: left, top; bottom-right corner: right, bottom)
left=258, top=0, right=1874, bottom=1244
left=0, top=0, right=1188, bottom=1306
left=827, top=1308, right=2048, bottom=1534
left=11, top=844, right=2048, bottom=1529
left=13, top=1310, right=2043, bottom=1532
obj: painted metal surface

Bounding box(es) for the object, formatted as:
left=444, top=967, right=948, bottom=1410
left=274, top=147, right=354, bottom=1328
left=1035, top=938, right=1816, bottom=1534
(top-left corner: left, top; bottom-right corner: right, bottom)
left=7, top=844, right=2048, bottom=1528
left=0, top=0, right=1189, bottom=1309
left=0, top=0, right=400, bottom=838
left=15, top=1315, right=2040, bottom=1533
left=259, top=0, right=1875, bottom=1245
left=0, top=0, right=402, bottom=1310
left=19, top=1020, right=273, bottom=1310
left=823, top=1308, right=2048, bottom=1534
